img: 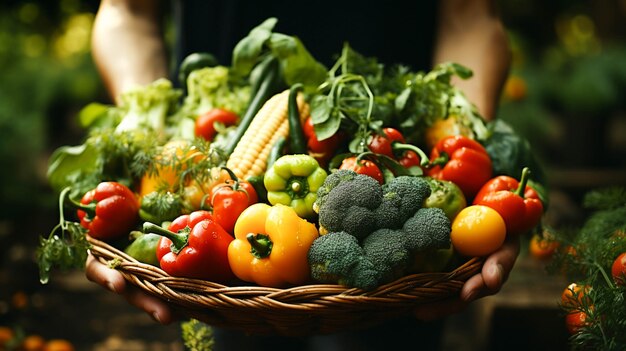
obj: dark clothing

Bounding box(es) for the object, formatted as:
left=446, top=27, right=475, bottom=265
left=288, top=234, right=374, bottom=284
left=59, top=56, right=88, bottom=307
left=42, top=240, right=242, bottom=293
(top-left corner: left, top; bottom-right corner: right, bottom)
left=172, top=0, right=437, bottom=69
left=214, top=316, right=445, bottom=351
left=170, top=2, right=444, bottom=350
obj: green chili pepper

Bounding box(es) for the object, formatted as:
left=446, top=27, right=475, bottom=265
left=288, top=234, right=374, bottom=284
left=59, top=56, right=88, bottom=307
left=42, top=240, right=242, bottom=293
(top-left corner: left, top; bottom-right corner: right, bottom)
left=263, top=154, right=327, bottom=219
left=423, top=177, right=467, bottom=221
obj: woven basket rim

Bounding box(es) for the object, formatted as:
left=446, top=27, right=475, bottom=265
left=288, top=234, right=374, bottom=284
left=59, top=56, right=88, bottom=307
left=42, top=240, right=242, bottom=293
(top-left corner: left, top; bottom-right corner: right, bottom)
left=87, top=234, right=483, bottom=336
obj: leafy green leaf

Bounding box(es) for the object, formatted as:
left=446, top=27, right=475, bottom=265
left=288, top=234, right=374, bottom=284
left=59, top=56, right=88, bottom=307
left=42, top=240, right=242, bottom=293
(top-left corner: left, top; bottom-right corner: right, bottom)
left=231, top=17, right=277, bottom=77
left=47, top=143, right=99, bottom=193
left=270, top=35, right=327, bottom=88
left=78, top=102, right=112, bottom=128
left=181, top=319, right=215, bottom=351
left=37, top=221, right=90, bottom=284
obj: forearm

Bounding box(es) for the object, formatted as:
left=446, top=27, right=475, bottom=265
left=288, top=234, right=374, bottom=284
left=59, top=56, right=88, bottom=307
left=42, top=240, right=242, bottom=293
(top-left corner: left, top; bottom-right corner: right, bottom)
left=91, top=0, right=169, bottom=104
left=433, top=0, right=512, bottom=121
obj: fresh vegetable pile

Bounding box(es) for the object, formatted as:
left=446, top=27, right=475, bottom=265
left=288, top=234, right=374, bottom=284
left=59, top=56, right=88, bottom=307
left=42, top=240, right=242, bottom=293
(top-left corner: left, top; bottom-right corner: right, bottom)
left=38, top=18, right=547, bottom=292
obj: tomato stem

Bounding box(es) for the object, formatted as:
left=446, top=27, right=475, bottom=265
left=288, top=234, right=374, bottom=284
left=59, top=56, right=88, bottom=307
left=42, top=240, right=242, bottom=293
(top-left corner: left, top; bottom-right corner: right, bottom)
left=391, top=142, right=430, bottom=167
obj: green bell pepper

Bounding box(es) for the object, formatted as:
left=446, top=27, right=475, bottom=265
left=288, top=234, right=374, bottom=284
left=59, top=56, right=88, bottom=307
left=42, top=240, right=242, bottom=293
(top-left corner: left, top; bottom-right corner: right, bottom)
left=423, top=177, right=467, bottom=221
left=263, top=154, right=327, bottom=219
left=124, top=231, right=161, bottom=266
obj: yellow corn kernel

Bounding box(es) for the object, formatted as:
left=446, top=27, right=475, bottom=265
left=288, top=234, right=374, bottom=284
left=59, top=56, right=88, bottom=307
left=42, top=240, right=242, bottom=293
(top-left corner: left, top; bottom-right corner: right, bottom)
left=226, top=89, right=309, bottom=179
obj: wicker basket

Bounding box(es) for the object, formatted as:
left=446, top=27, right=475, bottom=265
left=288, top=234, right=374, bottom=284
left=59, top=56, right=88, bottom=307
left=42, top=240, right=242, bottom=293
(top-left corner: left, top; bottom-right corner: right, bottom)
left=87, top=235, right=483, bottom=337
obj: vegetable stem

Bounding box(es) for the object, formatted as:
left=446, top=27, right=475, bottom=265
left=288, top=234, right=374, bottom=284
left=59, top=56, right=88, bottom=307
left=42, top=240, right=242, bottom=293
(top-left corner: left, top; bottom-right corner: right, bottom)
left=62, top=187, right=96, bottom=218
left=224, top=57, right=280, bottom=155
left=514, top=167, right=531, bottom=198
left=287, top=83, right=307, bottom=154
left=247, top=233, right=273, bottom=259
left=143, top=222, right=189, bottom=254
left=392, top=142, right=430, bottom=167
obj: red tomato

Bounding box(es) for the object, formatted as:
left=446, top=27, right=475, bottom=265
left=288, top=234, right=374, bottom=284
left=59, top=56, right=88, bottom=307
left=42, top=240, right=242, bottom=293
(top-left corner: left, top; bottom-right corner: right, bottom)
left=302, top=117, right=344, bottom=164
left=565, top=311, right=588, bottom=335
left=210, top=179, right=258, bottom=234
left=339, top=156, right=384, bottom=184
left=561, top=283, right=591, bottom=308
left=368, top=128, right=405, bottom=158
left=611, top=252, right=626, bottom=286
left=529, top=233, right=559, bottom=260
left=398, top=150, right=422, bottom=169
left=195, top=108, right=239, bottom=141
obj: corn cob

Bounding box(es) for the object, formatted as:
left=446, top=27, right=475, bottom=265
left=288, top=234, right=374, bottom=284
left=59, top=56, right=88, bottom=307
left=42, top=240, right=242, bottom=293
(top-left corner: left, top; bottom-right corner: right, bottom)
left=226, top=89, right=309, bottom=179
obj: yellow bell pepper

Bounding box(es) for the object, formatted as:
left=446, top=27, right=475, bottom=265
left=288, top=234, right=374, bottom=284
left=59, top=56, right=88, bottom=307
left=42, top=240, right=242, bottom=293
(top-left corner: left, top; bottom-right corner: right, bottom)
left=227, top=203, right=319, bottom=288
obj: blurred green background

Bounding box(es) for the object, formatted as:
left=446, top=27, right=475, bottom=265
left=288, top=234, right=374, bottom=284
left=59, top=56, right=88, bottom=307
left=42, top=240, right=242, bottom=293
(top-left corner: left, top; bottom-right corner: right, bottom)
left=0, top=0, right=624, bottom=350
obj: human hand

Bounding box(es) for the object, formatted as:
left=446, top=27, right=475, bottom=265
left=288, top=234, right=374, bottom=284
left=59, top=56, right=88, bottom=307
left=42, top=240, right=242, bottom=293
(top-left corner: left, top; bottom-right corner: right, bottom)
left=413, top=235, right=521, bottom=320
left=85, top=254, right=176, bottom=325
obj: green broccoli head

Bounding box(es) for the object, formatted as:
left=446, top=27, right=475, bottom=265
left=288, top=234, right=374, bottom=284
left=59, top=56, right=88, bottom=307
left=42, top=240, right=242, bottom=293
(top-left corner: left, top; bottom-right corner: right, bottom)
left=362, top=228, right=412, bottom=284
left=343, top=257, right=380, bottom=291
left=374, top=192, right=405, bottom=230
left=308, top=231, right=365, bottom=283
left=317, top=173, right=383, bottom=236
left=322, top=174, right=383, bottom=210
left=313, top=169, right=358, bottom=212
left=340, top=206, right=378, bottom=239
left=382, top=176, right=431, bottom=220
left=402, top=207, right=451, bottom=252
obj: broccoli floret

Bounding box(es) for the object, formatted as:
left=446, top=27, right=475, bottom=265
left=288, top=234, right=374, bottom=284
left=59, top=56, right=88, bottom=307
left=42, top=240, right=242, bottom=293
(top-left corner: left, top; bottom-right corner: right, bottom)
left=346, top=257, right=380, bottom=291
left=317, top=173, right=383, bottom=237
left=381, top=176, right=432, bottom=220
left=402, top=207, right=451, bottom=252
left=374, top=193, right=404, bottom=229
left=313, top=169, right=358, bottom=212
left=307, top=231, right=380, bottom=290
left=339, top=206, right=378, bottom=239
left=362, top=228, right=412, bottom=284
left=322, top=174, right=383, bottom=210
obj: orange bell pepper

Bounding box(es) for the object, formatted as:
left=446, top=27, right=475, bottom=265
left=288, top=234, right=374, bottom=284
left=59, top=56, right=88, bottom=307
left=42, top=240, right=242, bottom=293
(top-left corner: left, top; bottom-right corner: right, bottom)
left=227, top=203, right=319, bottom=288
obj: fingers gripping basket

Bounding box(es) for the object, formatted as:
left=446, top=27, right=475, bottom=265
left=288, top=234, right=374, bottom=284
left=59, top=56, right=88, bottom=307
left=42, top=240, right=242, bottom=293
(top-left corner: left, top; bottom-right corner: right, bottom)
left=87, top=235, right=483, bottom=337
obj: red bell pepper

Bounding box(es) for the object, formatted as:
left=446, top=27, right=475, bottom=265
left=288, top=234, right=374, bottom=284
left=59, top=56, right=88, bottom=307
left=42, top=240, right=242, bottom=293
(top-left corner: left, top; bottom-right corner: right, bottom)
left=473, top=167, right=544, bottom=235
left=426, top=135, right=492, bottom=200
left=210, top=168, right=258, bottom=235
left=75, top=182, right=139, bottom=241
left=145, top=210, right=235, bottom=282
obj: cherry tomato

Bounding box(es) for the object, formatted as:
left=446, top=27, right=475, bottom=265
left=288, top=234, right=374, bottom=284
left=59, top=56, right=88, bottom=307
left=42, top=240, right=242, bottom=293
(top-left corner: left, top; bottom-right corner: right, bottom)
left=302, top=117, right=343, bottom=164
left=210, top=178, right=258, bottom=234
left=561, top=283, right=591, bottom=308
left=339, top=156, right=384, bottom=184
left=529, top=233, right=559, bottom=260
left=565, top=311, right=588, bottom=335
left=450, top=205, right=506, bottom=257
left=368, top=127, right=405, bottom=158
left=43, top=339, right=75, bottom=351
left=21, top=334, right=46, bottom=351
left=611, top=252, right=626, bottom=286
left=398, top=150, right=422, bottom=169
left=195, top=108, right=239, bottom=141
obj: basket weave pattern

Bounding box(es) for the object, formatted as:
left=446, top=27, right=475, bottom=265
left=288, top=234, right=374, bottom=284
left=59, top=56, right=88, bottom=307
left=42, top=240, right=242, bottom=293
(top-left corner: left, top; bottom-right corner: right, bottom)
left=87, top=235, right=483, bottom=336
